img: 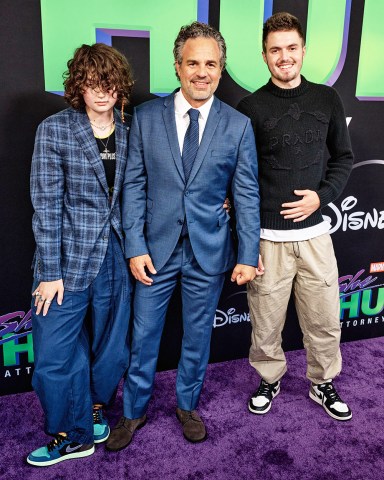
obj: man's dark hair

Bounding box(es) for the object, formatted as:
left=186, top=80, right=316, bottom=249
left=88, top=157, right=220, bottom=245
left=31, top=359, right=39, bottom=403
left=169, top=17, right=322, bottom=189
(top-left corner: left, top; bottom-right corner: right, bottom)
left=63, top=43, right=134, bottom=110
left=173, top=21, right=227, bottom=79
left=262, top=12, right=305, bottom=52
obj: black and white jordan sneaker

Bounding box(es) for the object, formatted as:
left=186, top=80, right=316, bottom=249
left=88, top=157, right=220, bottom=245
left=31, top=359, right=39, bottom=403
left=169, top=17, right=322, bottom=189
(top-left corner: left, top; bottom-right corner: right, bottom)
left=310, top=381, right=352, bottom=421
left=248, top=379, right=280, bottom=414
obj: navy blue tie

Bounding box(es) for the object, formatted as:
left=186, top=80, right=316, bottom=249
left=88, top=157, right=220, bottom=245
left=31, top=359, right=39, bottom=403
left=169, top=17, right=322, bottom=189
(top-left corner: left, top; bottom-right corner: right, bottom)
left=181, top=108, right=199, bottom=236
left=182, top=108, right=200, bottom=183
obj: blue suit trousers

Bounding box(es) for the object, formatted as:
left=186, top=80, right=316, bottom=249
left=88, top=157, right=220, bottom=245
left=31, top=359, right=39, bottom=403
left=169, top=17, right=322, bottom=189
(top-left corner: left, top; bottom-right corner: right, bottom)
left=32, top=231, right=132, bottom=444
left=123, top=236, right=225, bottom=419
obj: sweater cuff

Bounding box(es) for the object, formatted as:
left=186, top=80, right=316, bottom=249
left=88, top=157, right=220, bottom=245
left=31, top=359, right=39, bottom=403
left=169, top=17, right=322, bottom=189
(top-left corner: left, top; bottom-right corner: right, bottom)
left=317, top=187, right=335, bottom=208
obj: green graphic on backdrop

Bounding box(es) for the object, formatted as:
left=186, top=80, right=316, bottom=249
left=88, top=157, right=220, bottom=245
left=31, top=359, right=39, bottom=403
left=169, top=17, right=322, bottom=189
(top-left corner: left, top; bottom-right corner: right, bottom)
left=40, top=0, right=197, bottom=94
left=356, top=0, right=384, bottom=99
left=220, top=0, right=347, bottom=90
left=219, top=0, right=270, bottom=91
left=302, top=0, right=346, bottom=84
left=40, top=0, right=384, bottom=98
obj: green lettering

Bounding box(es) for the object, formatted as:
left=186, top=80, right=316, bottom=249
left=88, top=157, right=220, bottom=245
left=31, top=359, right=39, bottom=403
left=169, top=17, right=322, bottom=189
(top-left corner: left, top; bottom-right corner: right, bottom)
left=361, top=288, right=384, bottom=316
left=302, top=0, right=348, bottom=84
left=40, top=0, right=197, bottom=94
left=339, top=291, right=360, bottom=319
left=219, top=0, right=269, bottom=92
left=2, top=333, right=34, bottom=366
left=356, top=0, right=384, bottom=99
left=220, top=0, right=348, bottom=91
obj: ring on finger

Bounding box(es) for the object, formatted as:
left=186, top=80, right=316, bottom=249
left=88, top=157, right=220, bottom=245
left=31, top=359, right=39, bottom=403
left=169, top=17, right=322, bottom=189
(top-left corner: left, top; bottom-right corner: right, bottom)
left=38, top=297, right=45, bottom=303
left=45, top=300, right=52, bottom=305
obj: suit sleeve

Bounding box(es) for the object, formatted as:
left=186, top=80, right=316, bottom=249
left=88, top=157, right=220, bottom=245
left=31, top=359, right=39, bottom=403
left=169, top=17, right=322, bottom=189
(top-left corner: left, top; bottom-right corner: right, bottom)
left=30, top=121, right=64, bottom=281
left=232, top=118, right=260, bottom=266
left=122, top=108, right=150, bottom=258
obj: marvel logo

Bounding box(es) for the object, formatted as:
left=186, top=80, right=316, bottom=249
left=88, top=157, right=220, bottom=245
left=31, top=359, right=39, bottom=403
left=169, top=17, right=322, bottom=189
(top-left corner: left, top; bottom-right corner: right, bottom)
left=370, top=262, right=384, bottom=273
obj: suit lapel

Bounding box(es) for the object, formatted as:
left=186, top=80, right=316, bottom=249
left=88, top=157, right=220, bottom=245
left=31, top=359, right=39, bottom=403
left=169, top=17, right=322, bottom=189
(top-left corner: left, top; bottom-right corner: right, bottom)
left=163, top=94, right=185, bottom=182
left=187, top=96, right=221, bottom=187
left=70, top=109, right=109, bottom=196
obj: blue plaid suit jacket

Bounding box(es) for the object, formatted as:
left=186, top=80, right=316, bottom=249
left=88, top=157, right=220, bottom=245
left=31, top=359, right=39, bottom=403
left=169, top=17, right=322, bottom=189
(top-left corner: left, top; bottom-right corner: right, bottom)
left=31, top=107, right=131, bottom=291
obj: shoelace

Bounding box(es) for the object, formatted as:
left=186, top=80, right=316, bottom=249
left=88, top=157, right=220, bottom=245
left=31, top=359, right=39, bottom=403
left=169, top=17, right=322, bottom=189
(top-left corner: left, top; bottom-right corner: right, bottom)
left=113, top=416, right=132, bottom=431
left=255, top=380, right=274, bottom=399
left=47, top=434, right=67, bottom=452
left=182, top=411, right=201, bottom=424
left=318, top=383, right=342, bottom=403
left=93, top=408, right=102, bottom=424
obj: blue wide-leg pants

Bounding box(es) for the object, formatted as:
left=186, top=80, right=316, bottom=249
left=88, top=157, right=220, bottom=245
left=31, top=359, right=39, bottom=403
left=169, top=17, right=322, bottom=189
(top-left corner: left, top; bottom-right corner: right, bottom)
left=32, top=231, right=132, bottom=444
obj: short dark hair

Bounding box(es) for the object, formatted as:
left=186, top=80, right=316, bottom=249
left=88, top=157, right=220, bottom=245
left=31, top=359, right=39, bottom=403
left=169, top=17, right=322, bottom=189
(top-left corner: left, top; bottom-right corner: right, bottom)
left=262, top=12, right=305, bottom=52
left=173, top=21, right=227, bottom=79
left=63, top=43, right=134, bottom=110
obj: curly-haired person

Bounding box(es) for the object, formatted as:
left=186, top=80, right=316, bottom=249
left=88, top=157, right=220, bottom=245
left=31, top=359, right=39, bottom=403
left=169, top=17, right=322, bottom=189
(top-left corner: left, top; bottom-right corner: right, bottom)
left=27, top=43, right=134, bottom=466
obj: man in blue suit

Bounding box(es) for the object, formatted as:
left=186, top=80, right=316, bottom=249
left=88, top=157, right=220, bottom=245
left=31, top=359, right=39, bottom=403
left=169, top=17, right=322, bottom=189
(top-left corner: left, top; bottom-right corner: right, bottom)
left=107, top=22, right=261, bottom=450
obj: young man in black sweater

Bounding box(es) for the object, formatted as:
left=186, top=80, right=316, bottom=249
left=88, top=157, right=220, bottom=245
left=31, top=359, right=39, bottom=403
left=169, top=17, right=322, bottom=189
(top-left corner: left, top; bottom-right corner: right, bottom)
left=237, top=12, right=353, bottom=421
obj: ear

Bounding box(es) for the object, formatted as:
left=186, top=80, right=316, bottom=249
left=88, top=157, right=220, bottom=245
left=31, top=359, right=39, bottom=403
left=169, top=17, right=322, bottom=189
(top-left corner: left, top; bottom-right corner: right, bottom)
left=175, top=61, right=181, bottom=78
left=262, top=51, right=267, bottom=65
left=302, top=44, right=306, bottom=58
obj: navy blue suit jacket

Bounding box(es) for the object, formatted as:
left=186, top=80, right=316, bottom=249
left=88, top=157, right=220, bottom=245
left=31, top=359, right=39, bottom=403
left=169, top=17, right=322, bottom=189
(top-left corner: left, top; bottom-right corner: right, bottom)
left=122, top=93, right=260, bottom=276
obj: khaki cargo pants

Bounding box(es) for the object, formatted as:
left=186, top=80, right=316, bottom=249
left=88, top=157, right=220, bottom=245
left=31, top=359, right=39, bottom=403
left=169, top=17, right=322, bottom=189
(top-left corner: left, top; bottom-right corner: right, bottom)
left=247, top=233, right=342, bottom=384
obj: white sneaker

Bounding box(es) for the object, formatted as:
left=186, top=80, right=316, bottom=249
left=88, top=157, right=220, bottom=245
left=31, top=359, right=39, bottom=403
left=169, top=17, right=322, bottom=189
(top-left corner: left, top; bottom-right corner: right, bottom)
left=248, top=379, right=280, bottom=414
left=310, top=381, right=352, bottom=421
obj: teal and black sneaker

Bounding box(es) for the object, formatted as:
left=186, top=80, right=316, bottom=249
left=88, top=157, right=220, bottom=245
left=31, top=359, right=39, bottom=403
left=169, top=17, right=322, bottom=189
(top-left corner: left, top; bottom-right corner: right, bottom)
left=93, top=407, right=110, bottom=443
left=27, top=434, right=94, bottom=467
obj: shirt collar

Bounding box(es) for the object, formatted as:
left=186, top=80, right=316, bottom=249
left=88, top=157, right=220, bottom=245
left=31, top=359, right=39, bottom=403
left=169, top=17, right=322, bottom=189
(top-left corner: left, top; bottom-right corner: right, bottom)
left=174, top=89, right=214, bottom=121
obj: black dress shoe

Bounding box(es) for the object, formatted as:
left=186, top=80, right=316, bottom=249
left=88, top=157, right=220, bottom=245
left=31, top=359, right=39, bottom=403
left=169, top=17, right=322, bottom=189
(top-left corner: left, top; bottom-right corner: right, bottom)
left=106, top=415, right=147, bottom=451
left=176, top=408, right=207, bottom=443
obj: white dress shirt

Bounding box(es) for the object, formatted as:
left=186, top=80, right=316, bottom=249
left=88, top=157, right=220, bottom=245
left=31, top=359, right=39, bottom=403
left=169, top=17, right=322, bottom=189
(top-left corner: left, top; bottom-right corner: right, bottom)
left=174, top=90, right=214, bottom=154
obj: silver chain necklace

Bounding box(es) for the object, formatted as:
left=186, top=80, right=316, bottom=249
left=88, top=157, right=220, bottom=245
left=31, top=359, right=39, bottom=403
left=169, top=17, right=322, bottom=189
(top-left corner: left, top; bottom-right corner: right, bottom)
left=90, top=118, right=115, bottom=131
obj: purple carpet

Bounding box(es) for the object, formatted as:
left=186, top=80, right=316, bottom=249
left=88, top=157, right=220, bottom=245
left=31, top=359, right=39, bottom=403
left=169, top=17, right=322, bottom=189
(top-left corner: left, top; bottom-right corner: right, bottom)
left=1, top=337, right=383, bottom=480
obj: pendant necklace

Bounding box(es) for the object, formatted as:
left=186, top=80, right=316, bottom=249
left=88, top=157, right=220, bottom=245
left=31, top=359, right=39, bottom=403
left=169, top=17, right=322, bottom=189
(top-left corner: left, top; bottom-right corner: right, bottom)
left=98, top=135, right=111, bottom=153
left=94, top=122, right=114, bottom=153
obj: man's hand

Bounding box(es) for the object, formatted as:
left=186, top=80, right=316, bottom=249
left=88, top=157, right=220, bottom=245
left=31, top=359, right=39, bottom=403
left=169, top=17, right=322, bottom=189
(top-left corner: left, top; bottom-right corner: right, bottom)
left=280, top=189, right=320, bottom=222
left=32, top=279, right=64, bottom=316
left=130, top=254, right=157, bottom=285
left=231, top=264, right=257, bottom=285
left=222, top=197, right=231, bottom=212
left=256, top=255, right=265, bottom=276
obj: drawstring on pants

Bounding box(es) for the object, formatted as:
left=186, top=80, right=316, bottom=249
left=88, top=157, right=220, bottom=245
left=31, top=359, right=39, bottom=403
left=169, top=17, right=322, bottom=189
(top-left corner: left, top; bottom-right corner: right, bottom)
left=293, top=242, right=300, bottom=258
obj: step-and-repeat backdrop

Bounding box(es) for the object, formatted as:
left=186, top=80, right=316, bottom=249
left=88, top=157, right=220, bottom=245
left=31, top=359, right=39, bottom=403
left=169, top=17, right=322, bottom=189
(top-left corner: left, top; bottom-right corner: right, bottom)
left=1, top=0, right=383, bottom=395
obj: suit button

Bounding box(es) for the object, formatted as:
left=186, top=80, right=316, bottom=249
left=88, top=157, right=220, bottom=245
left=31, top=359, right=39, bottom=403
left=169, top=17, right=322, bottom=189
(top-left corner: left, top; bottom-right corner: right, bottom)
left=177, top=219, right=183, bottom=225
left=185, top=190, right=190, bottom=196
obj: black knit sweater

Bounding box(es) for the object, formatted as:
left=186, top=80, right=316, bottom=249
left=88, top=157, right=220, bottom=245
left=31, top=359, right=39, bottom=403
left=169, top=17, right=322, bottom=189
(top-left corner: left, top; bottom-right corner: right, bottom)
left=237, top=76, right=354, bottom=230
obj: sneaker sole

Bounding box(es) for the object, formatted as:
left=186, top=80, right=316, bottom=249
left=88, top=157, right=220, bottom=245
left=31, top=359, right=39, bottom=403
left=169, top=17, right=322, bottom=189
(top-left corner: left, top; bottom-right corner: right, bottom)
left=309, top=391, right=352, bottom=421
left=248, top=385, right=280, bottom=415
left=27, top=445, right=95, bottom=467
left=94, top=426, right=111, bottom=444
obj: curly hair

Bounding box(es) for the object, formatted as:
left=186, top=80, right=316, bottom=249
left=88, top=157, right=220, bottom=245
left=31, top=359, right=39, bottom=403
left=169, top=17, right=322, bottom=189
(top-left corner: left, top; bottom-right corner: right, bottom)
left=262, top=12, right=305, bottom=52
left=63, top=43, right=134, bottom=111
left=173, top=21, right=226, bottom=79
